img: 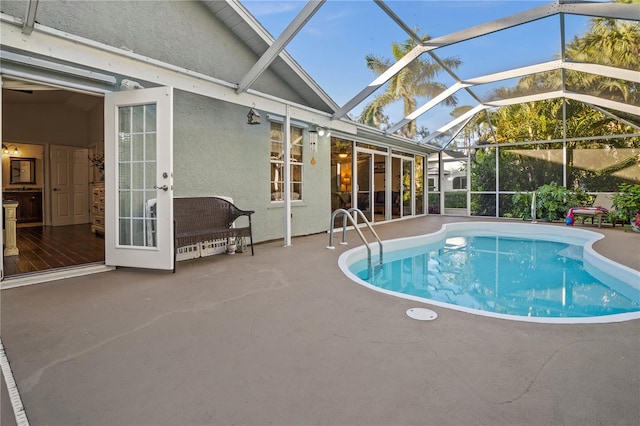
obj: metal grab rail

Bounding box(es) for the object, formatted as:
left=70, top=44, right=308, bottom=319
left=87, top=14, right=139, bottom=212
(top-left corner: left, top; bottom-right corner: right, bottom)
left=327, top=208, right=383, bottom=270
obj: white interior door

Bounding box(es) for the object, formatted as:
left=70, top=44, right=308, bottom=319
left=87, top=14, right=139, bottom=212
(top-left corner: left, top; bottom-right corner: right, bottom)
left=104, top=86, right=173, bottom=270
left=50, top=145, right=89, bottom=226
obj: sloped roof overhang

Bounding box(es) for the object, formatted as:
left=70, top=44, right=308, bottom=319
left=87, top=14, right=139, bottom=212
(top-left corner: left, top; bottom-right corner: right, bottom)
left=0, top=13, right=358, bottom=136
left=203, top=0, right=340, bottom=115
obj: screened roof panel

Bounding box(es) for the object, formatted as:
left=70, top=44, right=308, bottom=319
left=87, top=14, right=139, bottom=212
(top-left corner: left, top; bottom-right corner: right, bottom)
left=474, top=71, right=563, bottom=102
left=564, top=15, right=640, bottom=72
left=414, top=89, right=479, bottom=143
left=566, top=72, right=639, bottom=106
left=237, top=0, right=639, bottom=150
left=431, top=15, right=563, bottom=81
left=384, top=1, right=548, bottom=40
left=564, top=13, right=599, bottom=46
left=377, top=68, right=460, bottom=134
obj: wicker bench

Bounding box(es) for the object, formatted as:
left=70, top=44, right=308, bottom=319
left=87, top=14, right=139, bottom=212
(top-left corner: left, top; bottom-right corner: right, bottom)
left=173, top=197, right=254, bottom=272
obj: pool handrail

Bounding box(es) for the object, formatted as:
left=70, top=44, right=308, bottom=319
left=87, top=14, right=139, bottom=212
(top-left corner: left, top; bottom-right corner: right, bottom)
left=327, top=208, right=383, bottom=271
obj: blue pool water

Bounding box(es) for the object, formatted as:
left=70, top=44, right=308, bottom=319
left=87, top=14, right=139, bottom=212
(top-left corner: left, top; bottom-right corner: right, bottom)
left=341, top=223, right=640, bottom=323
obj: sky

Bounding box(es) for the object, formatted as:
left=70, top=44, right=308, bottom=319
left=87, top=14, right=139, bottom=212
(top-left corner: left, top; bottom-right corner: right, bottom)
left=240, top=1, right=598, bottom=136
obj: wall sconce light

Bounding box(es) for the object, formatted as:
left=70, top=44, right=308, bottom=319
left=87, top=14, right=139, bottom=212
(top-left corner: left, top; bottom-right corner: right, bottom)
left=247, top=108, right=261, bottom=125
left=316, top=127, right=331, bottom=138
left=308, top=130, right=318, bottom=153
left=2, top=144, right=19, bottom=155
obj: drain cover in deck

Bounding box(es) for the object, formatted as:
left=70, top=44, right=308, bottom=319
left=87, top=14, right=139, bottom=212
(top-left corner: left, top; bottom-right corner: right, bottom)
left=406, top=308, right=438, bottom=321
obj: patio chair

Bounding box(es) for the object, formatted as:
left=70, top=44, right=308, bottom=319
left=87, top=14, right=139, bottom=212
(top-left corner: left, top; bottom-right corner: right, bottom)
left=566, top=194, right=614, bottom=228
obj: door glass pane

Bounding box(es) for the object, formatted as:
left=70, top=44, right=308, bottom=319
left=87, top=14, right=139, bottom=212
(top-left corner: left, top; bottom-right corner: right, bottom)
left=427, top=153, right=441, bottom=214
left=402, top=159, right=413, bottom=217
left=373, top=154, right=386, bottom=221
left=330, top=138, right=353, bottom=228
left=117, top=104, right=157, bottom=247
left=357, top=151, right=372, bottom=221
left=392, top=157, right=401, bottom=219
left=415, top=156, right=424, bottom=215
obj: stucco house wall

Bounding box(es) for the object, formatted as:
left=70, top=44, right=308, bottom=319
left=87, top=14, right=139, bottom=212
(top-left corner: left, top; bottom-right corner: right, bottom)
left=174, top=90, right=331, bottom=243
left=1, top=0, right=334, bottom=243
left=0, top=0, right=309, bottom=106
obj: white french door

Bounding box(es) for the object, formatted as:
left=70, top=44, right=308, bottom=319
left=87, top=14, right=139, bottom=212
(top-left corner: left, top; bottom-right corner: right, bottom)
left=355, top=150, right=374, bottom=221
left=104, top=86, right=174, bottom=270
left=355, top=149, right=387, bottom=222
left=392, top=155, right=415, bottom=218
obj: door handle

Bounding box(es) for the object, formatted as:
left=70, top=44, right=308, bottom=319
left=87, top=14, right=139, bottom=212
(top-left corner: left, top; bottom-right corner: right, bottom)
left=154, top=185, right=169, bottom=192
left=53, top=188, right=60, bottom=191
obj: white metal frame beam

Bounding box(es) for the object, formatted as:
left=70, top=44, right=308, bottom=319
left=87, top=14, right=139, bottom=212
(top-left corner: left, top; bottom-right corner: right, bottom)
left=564, top=62, right=640, bottom=83
left=385, top=82, right=471, bottom=134
left=236, top=0, right=325, bottom=94
left=465, top=60, right=562, bottom=85
left=0, top=50, right=117, bottom=85
left=374, top=0, right=423, bottom=45
left=564, top=92, right=640, bottom=117
left=332, top=44, right=427, bottom=119
left=481, top=90, right=639, bottom=118
left=588, top=104, right=640, bottom=132
left=22, top=0, right=38, bottom=35
left=559, top=2, right=640, bottom=20
left=421, top=104, right=487, bottom=144
left=485, top=90, right=565, bottom=107
left=222, top=0, right=339, bottom=112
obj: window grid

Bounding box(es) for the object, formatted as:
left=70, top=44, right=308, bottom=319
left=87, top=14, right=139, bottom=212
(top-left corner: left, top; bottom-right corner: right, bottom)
left=117, top=104, right=158, bottom=247
left=270, top=122, right=303, bottom=202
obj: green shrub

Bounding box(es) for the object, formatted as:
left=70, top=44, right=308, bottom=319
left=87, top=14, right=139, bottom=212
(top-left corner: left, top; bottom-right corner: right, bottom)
left=510, top=191, right=533, bottom=219
left=611, top=184, right=640, bottom=224
left=511, top=183, right=589, bottom=221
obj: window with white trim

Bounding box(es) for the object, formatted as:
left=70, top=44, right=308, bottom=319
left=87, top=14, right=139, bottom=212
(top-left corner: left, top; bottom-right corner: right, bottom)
left=453, top=176, right=467, bottom=189
left=270, top=121, right=303, bottom=202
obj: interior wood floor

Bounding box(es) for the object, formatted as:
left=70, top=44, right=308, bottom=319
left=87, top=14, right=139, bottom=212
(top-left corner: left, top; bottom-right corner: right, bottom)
left=4, top=224, right=104, bottom=277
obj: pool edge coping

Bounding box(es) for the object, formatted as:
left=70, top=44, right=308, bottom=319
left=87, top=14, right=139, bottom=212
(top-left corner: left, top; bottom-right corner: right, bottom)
left=338, top=222, right=640, bottom=324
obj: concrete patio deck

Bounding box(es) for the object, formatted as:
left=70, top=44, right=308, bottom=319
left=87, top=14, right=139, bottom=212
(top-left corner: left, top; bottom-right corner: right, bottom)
left=1, top=216, right=639, bottom=425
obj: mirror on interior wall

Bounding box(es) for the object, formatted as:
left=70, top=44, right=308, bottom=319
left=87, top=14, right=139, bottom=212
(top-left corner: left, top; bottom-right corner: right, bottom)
left=9, top=157, right=36, bottom=184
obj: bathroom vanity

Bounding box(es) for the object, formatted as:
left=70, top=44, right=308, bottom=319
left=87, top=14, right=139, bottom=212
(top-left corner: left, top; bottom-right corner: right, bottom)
left=3, top=189, right=43, bottom=223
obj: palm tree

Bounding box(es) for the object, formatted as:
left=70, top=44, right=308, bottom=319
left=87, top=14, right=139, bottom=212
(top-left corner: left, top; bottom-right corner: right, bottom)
left=359, top=33, right=461, bottom=139
left=565, top=2, right=640, bottom=106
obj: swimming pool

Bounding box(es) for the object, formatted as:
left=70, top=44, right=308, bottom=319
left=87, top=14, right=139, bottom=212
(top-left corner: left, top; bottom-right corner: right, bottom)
left=339, top=222, right=640, bottom=323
